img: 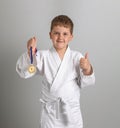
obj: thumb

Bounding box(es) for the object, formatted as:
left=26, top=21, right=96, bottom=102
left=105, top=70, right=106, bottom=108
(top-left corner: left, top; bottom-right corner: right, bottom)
left=84, top=52, right=88, bottom=59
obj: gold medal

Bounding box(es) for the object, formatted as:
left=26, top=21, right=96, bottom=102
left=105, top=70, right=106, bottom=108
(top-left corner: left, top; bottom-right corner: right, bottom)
left=28, top=65, right=36, bottom=73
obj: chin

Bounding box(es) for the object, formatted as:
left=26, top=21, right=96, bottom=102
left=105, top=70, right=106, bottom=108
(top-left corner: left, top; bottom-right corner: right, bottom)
left=57, top=45, right=66, bottom=49
left=54, top=43, right=68, bottom=50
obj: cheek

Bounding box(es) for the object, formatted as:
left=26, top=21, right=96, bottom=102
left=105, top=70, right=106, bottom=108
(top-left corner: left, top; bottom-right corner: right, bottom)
left=66, top=38, right=71, bottom=43
left=52, top=37, right=57, bottom=41
left=50, top=34, right=56, bottom=39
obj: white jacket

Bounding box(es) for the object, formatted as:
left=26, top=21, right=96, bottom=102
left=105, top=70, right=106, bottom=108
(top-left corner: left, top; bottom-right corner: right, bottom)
left=16, top=46, right=95, bottom=128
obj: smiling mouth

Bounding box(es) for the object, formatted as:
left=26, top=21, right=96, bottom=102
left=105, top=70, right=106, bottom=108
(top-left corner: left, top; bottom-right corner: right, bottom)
left=57, top=41, right=64, bottom=43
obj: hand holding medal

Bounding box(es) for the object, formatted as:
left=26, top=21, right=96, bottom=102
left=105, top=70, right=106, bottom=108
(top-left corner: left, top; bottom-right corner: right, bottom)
left=28, top=47, right=36, bottom=73
left=27, top=37, right=37, bottom=74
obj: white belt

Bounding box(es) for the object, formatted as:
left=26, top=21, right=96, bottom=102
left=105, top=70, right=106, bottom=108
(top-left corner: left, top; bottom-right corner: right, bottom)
left=40, top=97, right=71, bottom=122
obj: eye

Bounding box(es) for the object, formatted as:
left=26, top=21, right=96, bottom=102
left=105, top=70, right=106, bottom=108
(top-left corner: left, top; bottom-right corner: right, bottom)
left=54, top=32, right=59, bottom=35
left=63, top=32, right=68, bottom=36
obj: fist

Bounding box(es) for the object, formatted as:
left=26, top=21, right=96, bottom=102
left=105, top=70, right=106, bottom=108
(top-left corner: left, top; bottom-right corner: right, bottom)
left=27, top=37, right=37, bottom=56
left=80, top=53, right=92, bottom=75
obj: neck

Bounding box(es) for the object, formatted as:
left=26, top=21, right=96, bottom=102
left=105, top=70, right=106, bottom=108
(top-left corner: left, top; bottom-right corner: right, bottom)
left=55, top=46, right=68, bottom=60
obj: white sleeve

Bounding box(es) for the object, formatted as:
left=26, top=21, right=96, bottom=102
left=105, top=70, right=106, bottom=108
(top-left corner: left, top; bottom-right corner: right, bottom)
left=16, top=52, right=36, bottom=79
left=79, top=68, right=95, bottom=88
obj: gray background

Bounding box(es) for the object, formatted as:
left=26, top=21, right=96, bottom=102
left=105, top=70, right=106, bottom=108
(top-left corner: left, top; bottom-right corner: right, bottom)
left=0, top=0, right=120, bottom=128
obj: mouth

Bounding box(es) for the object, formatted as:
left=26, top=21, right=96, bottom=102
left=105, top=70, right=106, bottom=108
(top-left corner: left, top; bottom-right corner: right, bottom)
left=57, top=40, right=64, bottom=43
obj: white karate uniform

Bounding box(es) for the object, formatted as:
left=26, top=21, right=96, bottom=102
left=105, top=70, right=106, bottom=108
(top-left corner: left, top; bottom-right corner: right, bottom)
left=16, top=46, right=95, bottom=128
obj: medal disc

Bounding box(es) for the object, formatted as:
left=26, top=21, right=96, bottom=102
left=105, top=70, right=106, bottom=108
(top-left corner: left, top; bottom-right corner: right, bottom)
left=28, top=65, right=36, bottom=73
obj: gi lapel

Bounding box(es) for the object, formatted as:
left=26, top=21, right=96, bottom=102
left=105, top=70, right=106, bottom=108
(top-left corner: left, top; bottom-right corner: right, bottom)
left=50, top=47, right=61, bottom=68
left=50, top=46, right=71, bottom=92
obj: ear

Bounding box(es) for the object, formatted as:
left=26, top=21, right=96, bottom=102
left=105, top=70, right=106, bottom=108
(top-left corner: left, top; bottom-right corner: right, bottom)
left=69, top=34, right=73, bottom=41
left=49, top=32, right=52, bottom=39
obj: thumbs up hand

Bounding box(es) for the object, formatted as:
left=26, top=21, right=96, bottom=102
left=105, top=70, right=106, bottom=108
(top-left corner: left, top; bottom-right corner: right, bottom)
left=80, top=53, right=93, bottom=75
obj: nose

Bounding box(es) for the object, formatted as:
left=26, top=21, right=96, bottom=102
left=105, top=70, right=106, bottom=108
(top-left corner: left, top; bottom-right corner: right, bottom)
left=58, top=33, right=63, bottom=39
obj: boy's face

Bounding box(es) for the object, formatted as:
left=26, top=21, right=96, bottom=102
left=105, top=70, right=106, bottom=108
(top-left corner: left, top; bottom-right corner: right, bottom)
left=49, top=25, right=73, bottom=51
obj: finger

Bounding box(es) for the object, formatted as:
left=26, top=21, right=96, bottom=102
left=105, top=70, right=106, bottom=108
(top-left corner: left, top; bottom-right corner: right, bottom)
left=28, top=37, right=37, bottom=48
left=33, top=37, right=37, bottom=47
left=33, top=37, right=37, bottom=42
left=85, top=52, right=88, bottom=59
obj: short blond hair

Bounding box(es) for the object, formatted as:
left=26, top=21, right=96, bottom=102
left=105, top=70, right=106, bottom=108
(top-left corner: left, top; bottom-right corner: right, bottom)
left=50, top=15, right=74, bottom=34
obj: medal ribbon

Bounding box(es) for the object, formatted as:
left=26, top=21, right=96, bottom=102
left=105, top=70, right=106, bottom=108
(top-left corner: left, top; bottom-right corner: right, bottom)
left=30, top=47, right=33, bottom=64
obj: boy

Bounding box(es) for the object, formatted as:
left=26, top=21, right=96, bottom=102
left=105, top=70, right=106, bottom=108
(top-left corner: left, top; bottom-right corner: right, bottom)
left=16, top=15, right=95, bottom=128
